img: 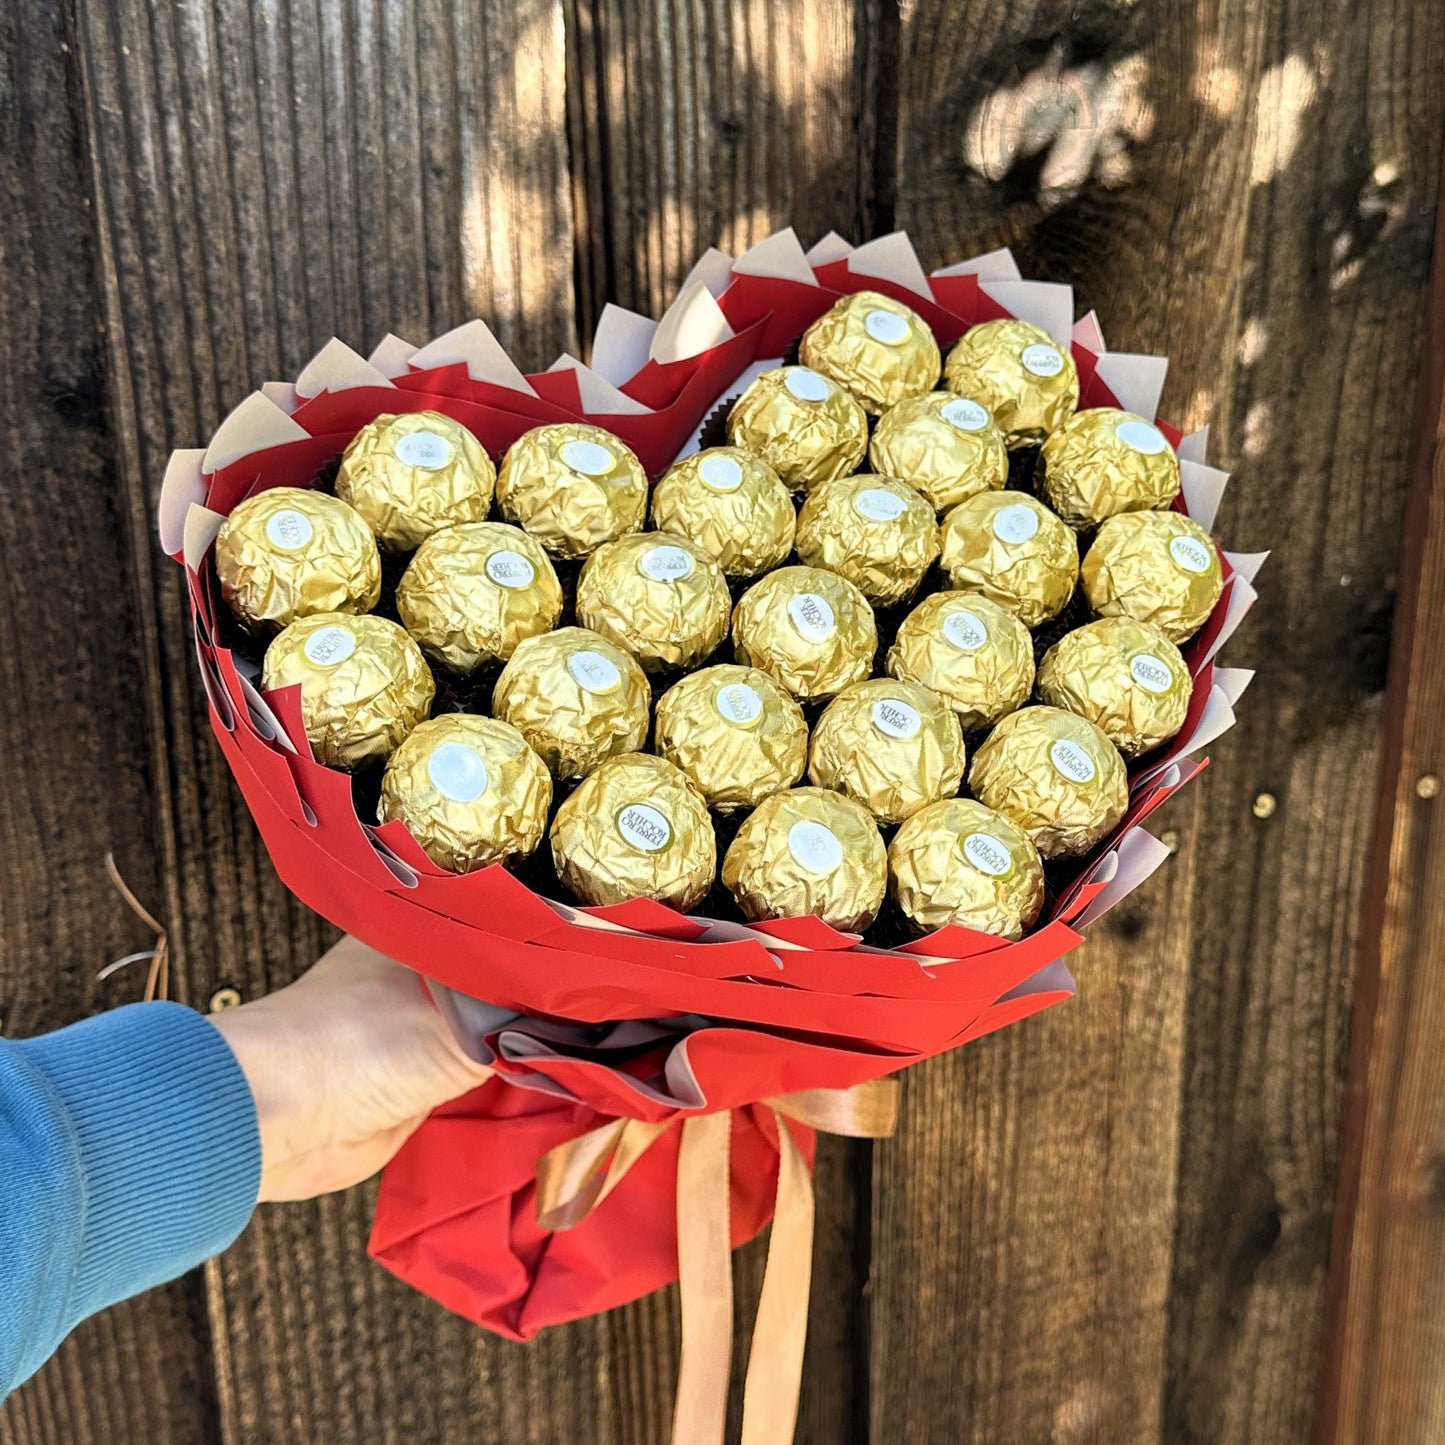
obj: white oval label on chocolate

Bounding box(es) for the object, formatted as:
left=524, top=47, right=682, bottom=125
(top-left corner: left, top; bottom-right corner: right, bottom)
left=427, top=742, right=489, bottom=803
left=788, top=820, right=843, bottom=875
left=567, top=649, right=622, bottom=695
left=854, top=487, right=907, bottom=523
left=992, top=502, right=1040, bottom=545
left=1169, top=534, right=1214, bottom=575
left=715, top=681, right=764, bottom=728
left=943, top=609, right=989, bottom=652
left=302, top=625, right=356, bottom=667
left=396, top=430, right=454, bottom=470
left=942, top=397, right=990, bottom=433
left=864, top=309, right=911, bottom=345
left=265, top=508, right=314, bottom=551
left=784, top=368, right=832, bottom=403
left=616, top=802, right=672, bottom=853
left=787, top=592, right=836, bottom=644
left=1049, top=738, right=1097, bottom=785
left=639, top=544, right=696, bottom=583
left=699, top=453, right=744, bottom=492
left=1129, top=653, right=1174, bottom=694
left=485, top=549, right=536, bottom=589
left=561, top=439, right=617, bottom=477
left=1020, top=343, right=1065, bottom=378
left=1115, top=419, right=1169, bottom=455
left=962, top=831, right=1012, bottom=877
left=872, top=697, right=922, bottom=739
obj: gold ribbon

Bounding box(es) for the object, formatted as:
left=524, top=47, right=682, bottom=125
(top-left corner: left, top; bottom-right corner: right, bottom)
left=536, top=1078, right=899, bottom=1445
left=97, top=852, right=170, bottom=1002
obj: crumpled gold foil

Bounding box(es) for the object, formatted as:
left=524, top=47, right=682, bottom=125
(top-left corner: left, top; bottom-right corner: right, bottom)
left=799, top=290, right=942, bottom=415
left=1036, top=617, right=1192, bottom=757
left=491, top=626, right=651, bottom=779
left=650, top=447, right=796, bottom=577
left=888, top=797, right=1044, bottom=940
left=886, top=591, right=1034, bottom=732
left=653, top=664, right=808, bottom=811
left=967, top=705, right=1127, bottom=859
left=726, top=366, right=869, bottom=493
left=395, top=521, right=562, bottom=673
left=576, top=533, right=732, bottom=673
left=722, top=786, right=887, bottom=932
left=943, top=319, right=1080, bottom=448
left=216, top=486, right=381, bottom=631
left=496, top=423, right=649, bottom=559
left=794, top=474, right=940, bottom=606
left=336, top=410, right=495, bottom=551
left=732, top=565, right=877, bottom=702
left=807, top=677, right=965, bottom=825
left=378, top=714, right=552, bottom=873
left=868, top=391, right=1009, bottom=512
left=550, top=752, right=716, bottom=910
left=939, top=491, right=1078, bottom=628
left=1081, top=509, right=1224, bottom=643
left=262, top=611, right=435, bottom=770
left=1037, top=406, right=1182, bottom=528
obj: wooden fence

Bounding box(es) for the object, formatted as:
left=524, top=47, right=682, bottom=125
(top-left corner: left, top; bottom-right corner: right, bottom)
left=1, top=0, right=1443, bottom=1440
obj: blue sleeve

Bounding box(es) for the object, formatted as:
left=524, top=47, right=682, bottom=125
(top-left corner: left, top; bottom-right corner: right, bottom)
left=0, top=1002, right=261, bottom=1400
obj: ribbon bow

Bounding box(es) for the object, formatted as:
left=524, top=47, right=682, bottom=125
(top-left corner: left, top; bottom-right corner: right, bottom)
left=535, top=1078, right=900, bottom=1445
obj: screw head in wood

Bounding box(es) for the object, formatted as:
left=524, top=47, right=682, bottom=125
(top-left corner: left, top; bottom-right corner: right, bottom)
left=1159, top=828, right=1181, bottom=854
left=1252, top=792, right=1277, bottom=819
left=1417, top=774, right=1440, bottom=800
left=209, top=987, right=242, bottom=1013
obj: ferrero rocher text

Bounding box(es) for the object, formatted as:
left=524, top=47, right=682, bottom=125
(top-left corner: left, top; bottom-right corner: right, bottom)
left=1081, top=509, right=1223, bottom=643
left=943, top=319, right=1079, bottom=447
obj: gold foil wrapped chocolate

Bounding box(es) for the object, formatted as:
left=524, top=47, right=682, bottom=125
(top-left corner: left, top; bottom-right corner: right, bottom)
left=496, top=423, right=648, bottom=559
left=967, top=705, right=1128, bottom=859
left=215, top=486, right=381, bottom=631
left=491, top=626, right=651, bottom=779
left=262, top=612, right=435, bottom=770
left=799, top=290, right=942, bottom=415
left=395, top=522, right=562, bottom=673
left=794, top=474, right=940, bottom=607
left=550, top=752, right=716, bottom=911
left=378, top=714, right=551, bottom=873
left=1037, top=407, right=1182, bottom=528
left=654, top=664, right=808, bottom=811
left=722, top=787, right=887, bottom=932
left=1081, top=509, right=1224, bottom=643
left=1037, top=617, right=1192, bottom=757
left=807, top=678, right=965, bottom=825
left=732, top=565, right=877, bottom=702
left=576, top=533, right=731, bottom=673
left=726, top=366, right=869, bottom=492
left=943, top=319, right=1079, bottom=448
left=336, top=410, right=495, bottom=551
left=649, top=447, right=796, bottom=577
left=888, top=797, right=1044, bottom=940
left=886, top=591, right=1034, bottom=732
left=939, top=491, right=1078, bottom=627
left=868, top=391, right=1009, bottom=512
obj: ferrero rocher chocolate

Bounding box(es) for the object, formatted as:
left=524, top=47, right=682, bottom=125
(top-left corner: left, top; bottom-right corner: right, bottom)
left=732, top=566, right=877, bottom=702
left=886, top=591, right=1034, bottom=731
left=794, top=474, right=939, bottom=607
left=807, top=678, right=965, bottom=825
left=967, top=705, right=1128, bottom=859
left=868, top=391, right=1009, bottom=512
left=495, top=423, right=648, bottom=559
left=943, top=319, right=1079, bottom=448
left=261, top=612, right=434, bottom=770
left=654, top=665, right=808, bottom=811
left=576, top=533, right=731, bottom=673
left=799, top=290, right=941, bottom=415
left=395, top=522, right=562, bottom=673
left=491, top=627, right=650, bottom=779
left=1037, top=617, right=1192, bottom=757
left=215, top=487, right=381, bottom=631
left=649, top=447, right=796, bottom=577
left=550, top=752, right=716, bottom=911
left=939, top=491, right=1078, bottom=628
left=726, top=366, right=868, bottom=492
left=722, top=787, right=887, bottom=932
left=336, top=411, right=495, bottom=551
left=378, top=714, right=551, bottom=873
left=1037, top=407, right=1182, bottom=528
left=1081, top=509, right=1224, bottom=643
left=888, top=797, right=1044, bottom=940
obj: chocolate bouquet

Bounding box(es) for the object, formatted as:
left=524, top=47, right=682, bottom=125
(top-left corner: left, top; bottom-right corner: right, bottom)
left=160, top=228, right=1262, bottom=1444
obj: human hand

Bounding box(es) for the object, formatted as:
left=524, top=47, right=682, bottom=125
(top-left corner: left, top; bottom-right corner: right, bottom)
left=209, top=935, right=493, bottom=1202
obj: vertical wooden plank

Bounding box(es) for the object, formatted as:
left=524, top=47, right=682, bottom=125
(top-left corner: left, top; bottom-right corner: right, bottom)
left=877, top=1, right=1445, bottom=1441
